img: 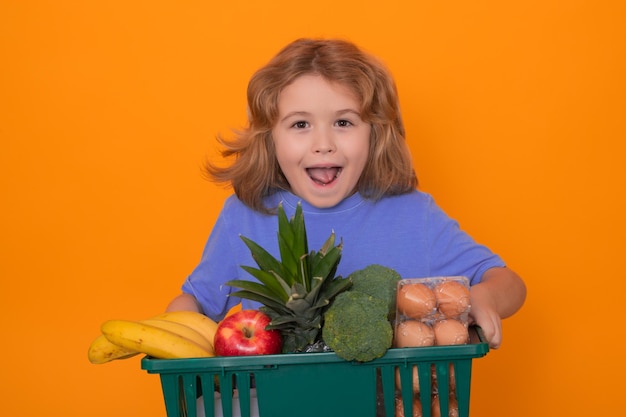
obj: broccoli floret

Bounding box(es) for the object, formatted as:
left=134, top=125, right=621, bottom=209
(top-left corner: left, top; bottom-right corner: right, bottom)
left=322, top=291, right=393, bottom=362
left=348, top=264, right=402, bottom=319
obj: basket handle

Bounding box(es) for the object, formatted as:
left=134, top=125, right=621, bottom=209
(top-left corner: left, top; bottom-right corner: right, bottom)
left=471, top=325, right=488, bottom=344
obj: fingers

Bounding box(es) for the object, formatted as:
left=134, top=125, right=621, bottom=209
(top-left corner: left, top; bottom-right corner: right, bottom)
left=484, top=315, right=502, bottom=349
left=469, top=309, right=502, bottom=349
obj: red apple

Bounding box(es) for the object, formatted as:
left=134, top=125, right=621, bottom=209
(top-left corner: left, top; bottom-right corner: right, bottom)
left=213, top=310, right=282, bottom=356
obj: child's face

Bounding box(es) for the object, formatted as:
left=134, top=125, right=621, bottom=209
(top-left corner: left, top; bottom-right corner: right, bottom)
left=272, top=75, right=371, bottom=208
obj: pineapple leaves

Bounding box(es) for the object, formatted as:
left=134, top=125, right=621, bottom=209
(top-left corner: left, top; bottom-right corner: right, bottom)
left=319, top=230, right=338, bottom=255
left=240, top=235, right=287, bottom=281
left=228, top=290, right=291, bottom=315
left=225, top=279, right=283, bottom=301
left=310, top=244, right=342, bottom=282
left=238, top=266, right=289, bottom=302
left=276, top=204, right=298, bottom=285
left=231, top=202, right=352, bottom=352
left=277, top=203, right=309, bottom=288
left=320, top=276, right=353, bottom=303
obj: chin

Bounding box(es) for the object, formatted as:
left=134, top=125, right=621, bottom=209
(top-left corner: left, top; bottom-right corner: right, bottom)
left=291, top=181, right=355, bottom=209
left=302, top=194, right=346, bottom=209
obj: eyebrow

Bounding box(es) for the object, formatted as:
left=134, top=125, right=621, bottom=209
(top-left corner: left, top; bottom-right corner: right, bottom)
left=280, top=111, right=310, bottom=122
left=279, top=109, right=361, bottom=123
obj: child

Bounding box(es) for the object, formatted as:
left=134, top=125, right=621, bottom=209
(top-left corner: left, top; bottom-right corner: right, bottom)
left=166, top=38, right=526, bottom=349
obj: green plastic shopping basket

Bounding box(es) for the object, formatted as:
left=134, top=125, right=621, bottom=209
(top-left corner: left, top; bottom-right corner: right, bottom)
left=141, top=326, right=488, bottom=417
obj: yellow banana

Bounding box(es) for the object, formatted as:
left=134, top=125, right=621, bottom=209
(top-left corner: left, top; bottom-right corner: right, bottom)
left=101, top=319, right=213, bottom=359
left=87, top=334, right=139, bottom=364
left=140, top=318, right=214, bottom=355
left=151, top=311, right=219, bottom=349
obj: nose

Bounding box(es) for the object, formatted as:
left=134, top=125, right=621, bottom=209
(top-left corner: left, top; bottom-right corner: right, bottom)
left=312, top=127, right=336, bottom=154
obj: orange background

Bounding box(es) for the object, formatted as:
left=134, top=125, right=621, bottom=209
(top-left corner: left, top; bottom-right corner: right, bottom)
left=1, top=1, right=625, bottom=416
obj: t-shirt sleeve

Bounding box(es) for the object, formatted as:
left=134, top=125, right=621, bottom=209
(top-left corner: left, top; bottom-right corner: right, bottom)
left=181, top=203, right=242, bottom=321
left=425, top=196, right=505, bottom=285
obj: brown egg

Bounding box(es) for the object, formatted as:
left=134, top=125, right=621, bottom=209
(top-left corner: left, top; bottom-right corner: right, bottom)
left=432, top=363, right=457, bottom=393
left=395, top=320, right=435, bottom=348
left=431, top=394, right=459, bottom=417
left=395, top=364, right=421, bottom=394
left=433, top=280, right=471, bottom=318
left=449, top=363, right=457, bottom=392
left=433, top=319, right=469, bottom=346
left=395, top=395, right=423, bottom=417
left=397, top=282, right=437, bottom=319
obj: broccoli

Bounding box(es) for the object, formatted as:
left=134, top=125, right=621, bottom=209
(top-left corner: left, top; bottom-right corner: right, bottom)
left=348, top=264, right=402, bottom=319
left=322, top=290, right=393, bottom=362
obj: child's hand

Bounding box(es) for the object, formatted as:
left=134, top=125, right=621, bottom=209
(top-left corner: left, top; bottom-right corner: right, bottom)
left=468, top=285, right=503, bottom=348
left=468, top=267, right=527, bottom=349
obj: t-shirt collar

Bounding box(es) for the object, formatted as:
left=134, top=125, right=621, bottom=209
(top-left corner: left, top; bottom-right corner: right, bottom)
left=277, top=190, right=365, bottom=214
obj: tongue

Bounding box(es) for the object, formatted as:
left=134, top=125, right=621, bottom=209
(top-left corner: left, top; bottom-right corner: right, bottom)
left=308, top=167, right=339, bottom=185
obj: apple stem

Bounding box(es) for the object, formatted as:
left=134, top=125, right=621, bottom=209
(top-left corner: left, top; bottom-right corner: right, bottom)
left=243, top=328, right=253, bottom=338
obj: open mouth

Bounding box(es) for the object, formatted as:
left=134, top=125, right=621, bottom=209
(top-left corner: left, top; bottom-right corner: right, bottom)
left=306, top=167, right=342, bottom=186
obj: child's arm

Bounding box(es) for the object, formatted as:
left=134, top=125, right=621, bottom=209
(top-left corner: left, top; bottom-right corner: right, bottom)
left=469, top=267, right=527, bottom=349
left=165, top=292, right=203, bottom=313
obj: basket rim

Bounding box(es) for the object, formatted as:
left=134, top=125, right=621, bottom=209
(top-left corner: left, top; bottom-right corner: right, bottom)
left=141, top=326, right=488, bottom=374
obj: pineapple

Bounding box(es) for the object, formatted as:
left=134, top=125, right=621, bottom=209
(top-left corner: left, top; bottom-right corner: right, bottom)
left=225, top=202, right=352, bottom=353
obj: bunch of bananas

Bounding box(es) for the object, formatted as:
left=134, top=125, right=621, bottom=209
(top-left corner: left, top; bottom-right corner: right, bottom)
left=88, top=310, right=219, bottom=364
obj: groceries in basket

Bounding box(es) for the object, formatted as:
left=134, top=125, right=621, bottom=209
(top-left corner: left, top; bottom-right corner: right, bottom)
left=88, top=202, right=473, bottom=365
left=395, top=277, right=472, bottom=348
left=87, top=310, right=219, bottom=363
left=88, top=201, right=488, bottom=417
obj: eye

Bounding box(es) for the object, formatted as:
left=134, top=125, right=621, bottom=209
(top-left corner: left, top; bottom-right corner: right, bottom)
left=291, top=121, right=309, bottom=129
left=335, top=119, right=353, bottom=128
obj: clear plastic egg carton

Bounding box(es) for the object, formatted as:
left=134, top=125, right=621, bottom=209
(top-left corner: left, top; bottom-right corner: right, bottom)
left=394, top=276, right=471, bottom=348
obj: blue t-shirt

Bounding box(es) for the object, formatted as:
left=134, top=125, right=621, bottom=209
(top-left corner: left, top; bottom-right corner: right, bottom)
left=182, top=190, right=505, bottom=321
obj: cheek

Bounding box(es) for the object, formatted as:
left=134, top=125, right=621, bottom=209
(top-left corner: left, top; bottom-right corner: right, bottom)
left=273, top=143, right=297, bottom=172
left=273, top=146, right=304, bottom=186
left=344, top=137, right=370, bottom=171
left=271, top=132, right=289, bottom=166
left=348, top=126, right=371, bottom=157
left=273, top=135, right=307, bottom=167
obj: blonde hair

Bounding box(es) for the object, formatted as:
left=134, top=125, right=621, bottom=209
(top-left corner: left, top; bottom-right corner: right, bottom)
left=206, top=38, right=417, bottom=213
